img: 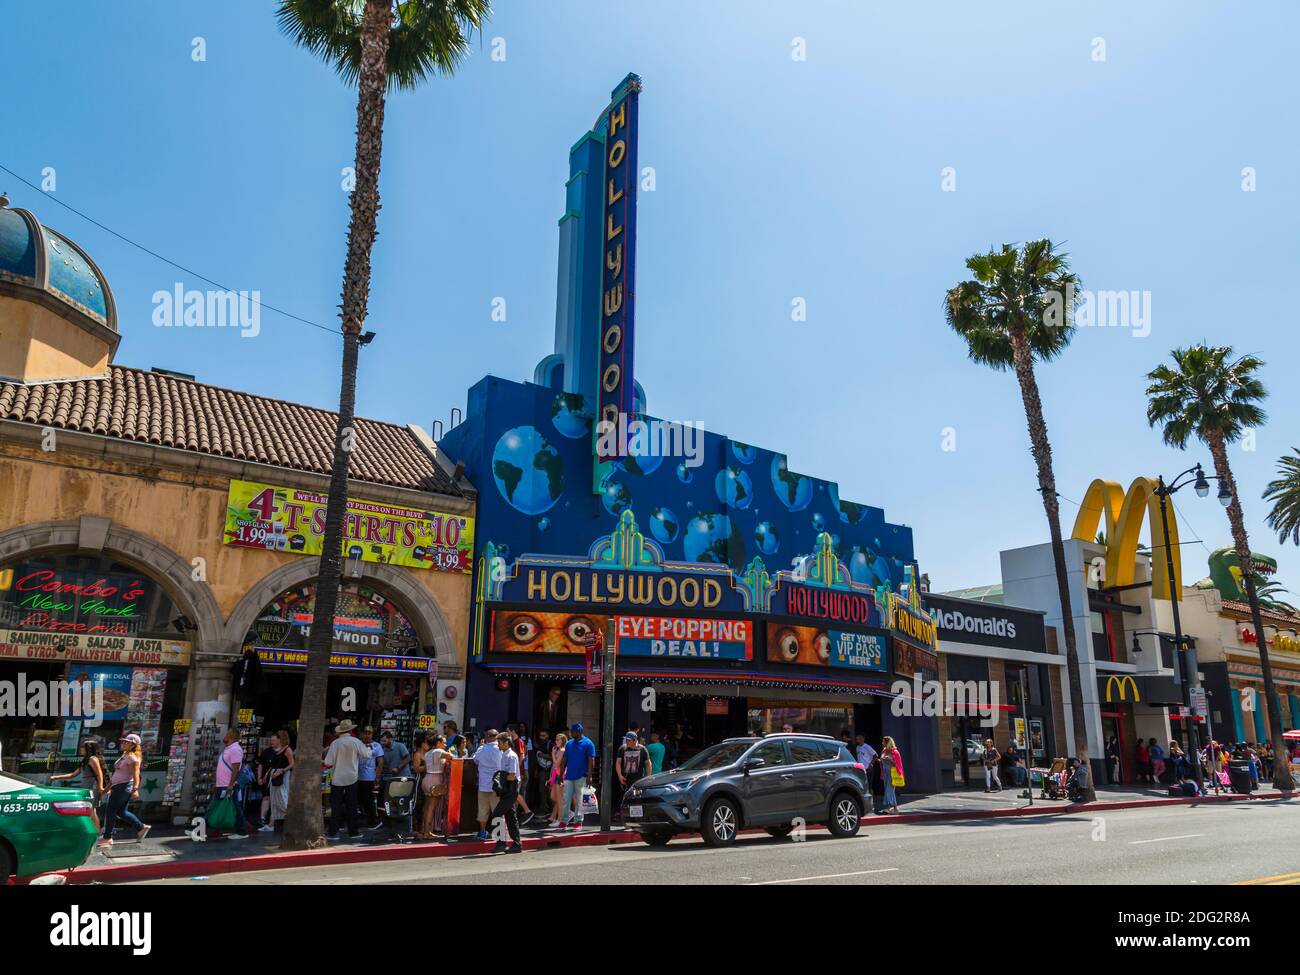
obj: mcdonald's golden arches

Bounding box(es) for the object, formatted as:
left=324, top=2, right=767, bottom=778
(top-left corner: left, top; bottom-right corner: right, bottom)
left=1071, top=477, right=1183, bottom=600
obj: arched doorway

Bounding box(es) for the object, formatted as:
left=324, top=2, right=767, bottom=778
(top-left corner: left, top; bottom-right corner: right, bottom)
left=0, top=545, right=199, bottom=806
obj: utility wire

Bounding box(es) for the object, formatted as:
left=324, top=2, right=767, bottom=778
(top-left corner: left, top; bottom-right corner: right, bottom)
left=0, top=163, right=342, bottom=336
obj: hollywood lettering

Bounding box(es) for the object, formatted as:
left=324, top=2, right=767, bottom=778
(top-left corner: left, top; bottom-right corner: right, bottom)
left=781, top=584, right=877, bottom=625
left=521, top=568, right=725, bottom=611
left=595, top=79, right=641, bottom=458
left=890, top=602, right=938, bottom=649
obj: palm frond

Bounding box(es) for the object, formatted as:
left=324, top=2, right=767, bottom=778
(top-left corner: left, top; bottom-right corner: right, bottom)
left=277, top=0, right=491, bottom=91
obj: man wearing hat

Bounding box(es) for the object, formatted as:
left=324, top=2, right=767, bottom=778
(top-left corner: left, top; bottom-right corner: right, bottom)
left=323, top=719, right=371, bottom=840
left=616, top=730, right=652, bottom=811
left=556, top=722, right=596, bottom=829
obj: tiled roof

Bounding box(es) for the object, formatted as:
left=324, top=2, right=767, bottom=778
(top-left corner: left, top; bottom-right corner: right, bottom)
left=1222, top=599, right=1300, bottom=629
left=0, top=365, right=461, bottom=496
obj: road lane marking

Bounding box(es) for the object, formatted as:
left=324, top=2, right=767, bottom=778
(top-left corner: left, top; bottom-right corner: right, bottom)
left=1127, top=833, right=1204, bottom=845
left=746, top=867, right=899, bottom=885
left=1235, top=870, right=1300, bottom=885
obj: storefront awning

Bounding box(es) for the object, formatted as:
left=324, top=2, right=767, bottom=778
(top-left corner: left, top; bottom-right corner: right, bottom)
left=477, top=660, right=896, bottom=698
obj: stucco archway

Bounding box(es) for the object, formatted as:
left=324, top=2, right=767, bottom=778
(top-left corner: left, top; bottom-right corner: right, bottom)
left=0, top=516, right=224, bottom=651
left=222, top=558, right=458, bottom=672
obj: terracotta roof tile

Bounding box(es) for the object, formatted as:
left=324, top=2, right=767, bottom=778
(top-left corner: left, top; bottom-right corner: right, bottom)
left=0, top=365, right=460, bottom=496
left=1221, top=599, right=1300, bottom=628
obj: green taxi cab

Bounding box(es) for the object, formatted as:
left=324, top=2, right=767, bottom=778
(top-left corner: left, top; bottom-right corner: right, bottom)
left=0, top=770, right=99, bottom=882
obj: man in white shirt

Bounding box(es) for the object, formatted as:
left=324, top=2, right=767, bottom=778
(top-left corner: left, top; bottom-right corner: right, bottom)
left=491, top=731, right=522, bottom=854
left=473, top=730, right=502, bottom=840
left=324, top=719, right=372, bottom=840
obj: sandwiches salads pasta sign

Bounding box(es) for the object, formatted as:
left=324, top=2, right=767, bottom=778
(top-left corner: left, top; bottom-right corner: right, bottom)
left=223, top=479, right=473, bottom=573
left=0, top=629, right=192, bottom=667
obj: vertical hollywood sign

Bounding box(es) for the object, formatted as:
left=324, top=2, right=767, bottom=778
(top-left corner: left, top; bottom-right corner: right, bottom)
left=595, top=77, right=641, bottom=462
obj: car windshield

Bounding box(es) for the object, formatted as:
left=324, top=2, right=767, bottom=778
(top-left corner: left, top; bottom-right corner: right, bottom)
left=674, top=741, right=753, bottom=772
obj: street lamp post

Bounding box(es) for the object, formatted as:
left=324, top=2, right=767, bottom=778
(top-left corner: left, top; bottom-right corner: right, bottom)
left=1153, top=463, right=1227, bottom=792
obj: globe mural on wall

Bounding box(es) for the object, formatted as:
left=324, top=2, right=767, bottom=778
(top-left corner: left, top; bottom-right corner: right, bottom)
left=491, top=426, right=565, bottom=515
left=683, top=511, right=745, bottom=569
left=442, top=377, right=916, bottom=618
left=771, top=454, right=812, bottom=511
left=649, top=506, right=679, bottom=544
left=754, top=520, right=780, bottom=555
left=549, top=392, right=589, bottom=439
left=715, top=466, right=753, bottom=509
left=601, top=474, right=634, bottom=516
left=731, top=441, right=756, bottom=465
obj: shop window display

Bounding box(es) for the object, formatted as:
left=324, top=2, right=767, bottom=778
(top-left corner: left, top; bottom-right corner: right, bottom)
left=0, top=555, right=190, bottom=796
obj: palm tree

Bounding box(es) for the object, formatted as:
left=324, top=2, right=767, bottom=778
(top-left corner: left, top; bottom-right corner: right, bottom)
left=1263, top=448, right=1300, bottom=546
left=275, top=0, right=490, bottom=851
left=946, top=240, right=1089, bottom=752
left=1145, top=344, right=1293, bottom=790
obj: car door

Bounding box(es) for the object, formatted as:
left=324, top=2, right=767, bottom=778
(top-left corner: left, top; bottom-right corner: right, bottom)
left=740, top=740, right=793, bottom=825
left=787, top=738, right=836, bottom=820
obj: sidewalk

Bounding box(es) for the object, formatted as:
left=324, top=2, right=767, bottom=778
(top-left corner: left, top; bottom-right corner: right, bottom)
left=30, top=785, right=1293, bottom=885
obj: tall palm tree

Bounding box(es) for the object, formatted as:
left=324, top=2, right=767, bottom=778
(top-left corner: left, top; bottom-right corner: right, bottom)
left=946, top=240, right=1089, bottom=752
left=1145, top=344, right=1293, bottom=791
left=1263, top=448, right=1300, bottom=546
left=275, top=0, right=490, bottom=851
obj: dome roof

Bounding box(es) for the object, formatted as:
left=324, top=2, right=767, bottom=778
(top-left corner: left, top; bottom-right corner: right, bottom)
left=0, top=205, right=116, bottom=332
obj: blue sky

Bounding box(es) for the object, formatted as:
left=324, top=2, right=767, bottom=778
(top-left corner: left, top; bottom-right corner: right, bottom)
left=5, top=1, right=1298, bottom=594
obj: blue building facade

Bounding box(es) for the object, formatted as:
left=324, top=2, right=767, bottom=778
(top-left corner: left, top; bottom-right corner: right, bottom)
left=440, top=76, right=940, bottom=792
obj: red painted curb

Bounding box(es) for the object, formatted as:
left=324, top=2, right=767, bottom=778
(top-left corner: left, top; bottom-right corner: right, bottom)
left=34, top=790, right=1292, bottom=885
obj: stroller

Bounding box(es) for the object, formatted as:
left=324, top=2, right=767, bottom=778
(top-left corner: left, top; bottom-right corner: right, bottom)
left=381, top=776, right=418, bottom=843
left=1038, top=758, right=1069, bottom=800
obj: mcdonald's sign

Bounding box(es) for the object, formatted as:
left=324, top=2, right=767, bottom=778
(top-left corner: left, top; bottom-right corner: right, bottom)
left=1071, top=477, right=1183, bottom=600
left=1103, top=674, right=1140, bottom=703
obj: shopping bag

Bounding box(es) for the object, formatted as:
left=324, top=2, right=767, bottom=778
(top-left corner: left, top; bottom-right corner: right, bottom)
left=890, top=767, right=906, bottom=788
left=579, top=785, right=599, bottom=817
left=205, top=793, right=237, bottom=832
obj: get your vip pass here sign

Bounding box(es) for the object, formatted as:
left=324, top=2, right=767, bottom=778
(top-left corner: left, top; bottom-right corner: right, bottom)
left=223, top=479, right=473, bottom=572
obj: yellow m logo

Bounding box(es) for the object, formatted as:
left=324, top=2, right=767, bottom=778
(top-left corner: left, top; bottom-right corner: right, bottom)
left=1071, top=477, right=1183, bottom=600
left=1104, top=674, right=1140, bottom=703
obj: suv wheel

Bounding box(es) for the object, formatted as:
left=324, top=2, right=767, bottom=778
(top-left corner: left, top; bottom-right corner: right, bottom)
left=640, top=830, right=672, bottom=847
left=701, top=797, right=739, bottom=847
left=0, top=843, right=12, bottom=882
left=827, top=792, right=863, bottom=838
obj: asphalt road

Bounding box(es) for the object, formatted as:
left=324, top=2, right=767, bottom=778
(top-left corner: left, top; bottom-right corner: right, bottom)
left=134, top=800, right=1300, bottom=886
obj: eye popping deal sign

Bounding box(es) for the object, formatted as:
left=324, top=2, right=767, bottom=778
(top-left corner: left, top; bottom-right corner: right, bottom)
left=223, top=479, right=473, bottom=573
left=614, top=615, right=753, bottom=660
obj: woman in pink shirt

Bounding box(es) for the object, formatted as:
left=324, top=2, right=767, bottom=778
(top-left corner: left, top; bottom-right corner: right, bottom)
left=101, top=733, right=149, bottom=845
